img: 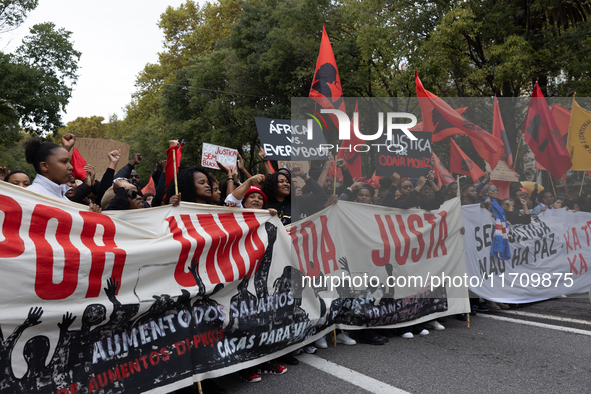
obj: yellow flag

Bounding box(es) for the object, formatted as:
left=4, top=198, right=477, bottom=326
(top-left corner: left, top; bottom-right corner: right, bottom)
left=567, top=98, right=591, bottom=170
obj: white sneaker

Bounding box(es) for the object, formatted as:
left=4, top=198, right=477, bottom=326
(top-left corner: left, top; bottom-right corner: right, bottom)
left=315, top=337, right=328, bottom=349
left=303, top=345, right=317, bottom=354
left=336, top=332, right=356, bottom=345
left=418, top=329, right=429, bottom=336
left=401, top=332, right=414, bottom=339
left=424, top=320, right=445, bottom=331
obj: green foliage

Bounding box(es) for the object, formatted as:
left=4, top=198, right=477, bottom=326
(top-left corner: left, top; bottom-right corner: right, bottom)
left=0, top=0, right=38, bottom=33
left=118, top=0, right=591, bottom=184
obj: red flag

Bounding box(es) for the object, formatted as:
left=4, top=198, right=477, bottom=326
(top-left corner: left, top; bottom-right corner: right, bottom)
left=415, top=71, right=504, bottom=169
left=141, top=175, right=156, bottom=195
left=70, top=147, right=88, bottom=180
left=309, top=25, right=345, bottom=115
left=166, top=142, right=184, bottom=190
left=431, top=152, right=455, bottom=186
left=365, top=171, right=382, bottom=189
left=410, top=107, right=468, bottom=132
left=523, top=83, right=572, bottom=179
left=310, top=27, right=362, bottom=180
left=450, top=139, right=485, bottom=182
left=535, top=104, right=571, bottom=174
left=492, top=94, right=513, bottom=168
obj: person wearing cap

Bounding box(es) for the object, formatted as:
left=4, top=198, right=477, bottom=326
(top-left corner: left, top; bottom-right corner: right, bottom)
left=224, top=174, right=277, bottom=215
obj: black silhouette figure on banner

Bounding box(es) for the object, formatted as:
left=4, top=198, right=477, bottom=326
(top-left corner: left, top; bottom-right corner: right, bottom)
left=226, top=276, right=258, bottom=332
left=254, top=222, right=277, bottom=302
left=0, top=307, right=43, bottom=392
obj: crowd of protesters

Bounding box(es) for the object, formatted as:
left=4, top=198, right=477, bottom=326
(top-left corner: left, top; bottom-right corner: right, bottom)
left=2, top=134, right=591, bottom=394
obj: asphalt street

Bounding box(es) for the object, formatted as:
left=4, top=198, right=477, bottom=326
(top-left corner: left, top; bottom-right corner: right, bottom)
left=181, top=295, right=591, bottom=394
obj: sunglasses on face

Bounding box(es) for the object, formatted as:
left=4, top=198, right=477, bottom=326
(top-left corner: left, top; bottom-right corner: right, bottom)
left=127, top=190, right=138, bottom=199
left=489, top=188, right=498, bottom=192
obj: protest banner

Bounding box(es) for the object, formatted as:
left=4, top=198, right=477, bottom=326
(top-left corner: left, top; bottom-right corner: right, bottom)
left=201, top=143, right=238, bottom=171
left=255, top=118, right=328, bottom=161
left=375, top=130, right=432, bottom=177
left=462, top=204, right=591, bottom=303
left=75, top=138, right=130, bottom=181
left=0, top=183, right=467, bottom=393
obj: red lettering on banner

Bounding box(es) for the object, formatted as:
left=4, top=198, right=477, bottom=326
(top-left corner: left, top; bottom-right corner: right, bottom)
left=386, top=215, right=409, bottom=266
left=218, top=214, right=247, bottom=279
left=180, top=215, right=208, bottom=284
left=30, top=205, right=80, bottom=300
left=300, top=221, right=320, bottom=277
left=199, top=214, right=234, bottom=283
left=564, top=231, right=573, bottom=254
left=372, top=215, right=390, bottom=266
left=433, top=211, right=448, bottom=257
left=319, top=216, right=338, bottom=273
left=290, top=226, right=306, bottom=273
left=79, top=212, right=127, bottom=298
left=166, top=216, right=196, bottom=287
left=168, top=213, right=265, bottom=286
left=572, top=227, right=582, bottom=251
left=423, top=213, right=438, bottom=259
left=407, top=214, right=425, bottom=262
left=0, top=195, right=25, bottom=258
left=242, top=213, right=265, bottom=277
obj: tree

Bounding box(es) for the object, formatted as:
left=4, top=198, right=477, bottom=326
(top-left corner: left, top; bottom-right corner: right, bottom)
left=0, top=21, right=81, bottom=146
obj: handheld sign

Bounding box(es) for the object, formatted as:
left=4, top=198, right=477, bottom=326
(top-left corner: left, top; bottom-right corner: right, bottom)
left=75, top=138, right=130, bottom=181
left=201, top=143, right=238, bottom=171
left=375, top=130, right=432, bottom=177
left=255, top=117, right=328, bottom=161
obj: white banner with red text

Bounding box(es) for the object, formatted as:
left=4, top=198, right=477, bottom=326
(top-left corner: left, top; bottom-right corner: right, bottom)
left=0, top=182, right=468, bottom=394
left=462, top=204, right=591, bottom=303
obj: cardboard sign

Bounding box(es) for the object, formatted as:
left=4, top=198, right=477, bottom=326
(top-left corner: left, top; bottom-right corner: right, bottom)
left=375, top=130, right=432, bottom=177
left=485, top=161, right=520, bottom=182
left=201, top=143, right=238, bottom=171
left=75, top=138, right=130, bottom=181
left=255, top=118, right=328, bottom=161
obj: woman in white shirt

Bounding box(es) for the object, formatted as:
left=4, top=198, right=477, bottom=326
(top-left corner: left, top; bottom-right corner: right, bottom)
left=24, top=138, right=73, bottom=200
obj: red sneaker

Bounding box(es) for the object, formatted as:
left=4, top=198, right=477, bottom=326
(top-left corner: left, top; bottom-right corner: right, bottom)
left=238, top=368, right=262, bottom=382
left=257, top=362, right=287, bottom=375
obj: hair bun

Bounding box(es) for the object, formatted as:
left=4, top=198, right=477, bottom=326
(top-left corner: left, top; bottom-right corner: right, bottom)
left=23, top=138, right=42, bottom=164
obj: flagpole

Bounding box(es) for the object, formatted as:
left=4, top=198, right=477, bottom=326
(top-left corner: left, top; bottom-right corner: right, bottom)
left=197, top=381, right=203, bottom=394
left=333, top=152, right=337, bottom=196
left=173, top=149, right=179, bottom=195
left=513, top=133, right=523, bottom=166
left=549, top=172, right=556, bottom=196
left=580, top=172, right=586, bottom=196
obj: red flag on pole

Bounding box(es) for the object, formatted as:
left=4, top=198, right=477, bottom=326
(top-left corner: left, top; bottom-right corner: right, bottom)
left=450, top=139, right=485, bottom=182
left=165, top=142, right=184, bottom=190
left=522, top=83, right=572, bottom=179
left=310, top=27, right=362, bottom=180
left=309, top=26, right=346, bottom=114
left=70, top=147, right=88, bottom=180
left=415, top=71, right=504, bottom=169
left=492, top=94, right=513, bottom=168
left=431, top=152, right=455, bottom=186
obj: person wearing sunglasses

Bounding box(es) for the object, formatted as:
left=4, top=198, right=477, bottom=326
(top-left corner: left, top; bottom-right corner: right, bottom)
left=104, top=179, right=146, bottom=210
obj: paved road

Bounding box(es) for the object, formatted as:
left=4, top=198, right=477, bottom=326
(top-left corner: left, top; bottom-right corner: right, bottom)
left=181, top=295, right=591, bottom=394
